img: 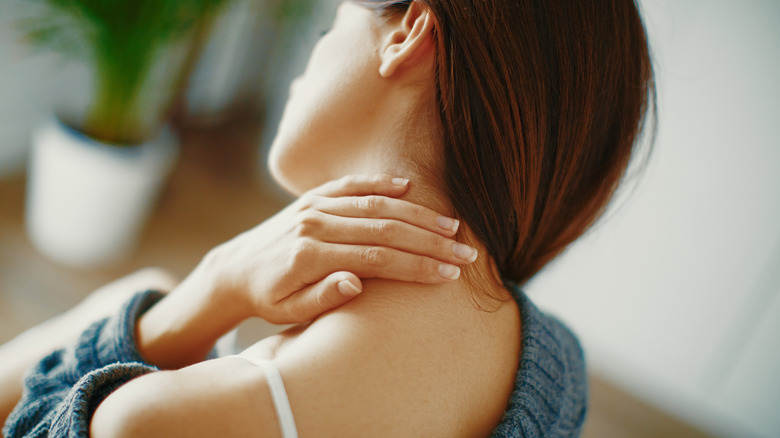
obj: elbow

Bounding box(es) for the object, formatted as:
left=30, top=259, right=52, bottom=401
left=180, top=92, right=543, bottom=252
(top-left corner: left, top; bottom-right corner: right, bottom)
left=90, top=388, right=143, bottom=438
left=89, top=373, right=168, bottom=438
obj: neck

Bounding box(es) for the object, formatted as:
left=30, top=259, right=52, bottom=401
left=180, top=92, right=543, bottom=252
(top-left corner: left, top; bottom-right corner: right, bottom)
left=351, top=135, right=508, bottom=308
left=330, top=85, right=509, bottom=305
left=350, top=87, right=451, bottom=217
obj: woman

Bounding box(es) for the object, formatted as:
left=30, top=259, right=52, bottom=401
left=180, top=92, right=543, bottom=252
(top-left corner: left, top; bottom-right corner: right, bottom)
left=2, top=0, right=654, bottom=436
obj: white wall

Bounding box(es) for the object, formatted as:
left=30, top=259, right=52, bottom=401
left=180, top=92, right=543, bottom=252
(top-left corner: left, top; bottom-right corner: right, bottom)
left=0, top=15, right=59, bottom=178
left=526, top=1, right=780, bottom=436
left=256, top=0, right=341, bottom=192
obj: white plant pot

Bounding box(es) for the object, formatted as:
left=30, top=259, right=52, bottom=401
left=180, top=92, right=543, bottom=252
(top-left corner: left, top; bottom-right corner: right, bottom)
left=25, top=118, right=178, bottom=267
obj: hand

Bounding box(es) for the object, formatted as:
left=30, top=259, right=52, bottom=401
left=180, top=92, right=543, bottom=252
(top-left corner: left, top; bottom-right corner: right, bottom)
left=202, top=174, right=477, bottom=324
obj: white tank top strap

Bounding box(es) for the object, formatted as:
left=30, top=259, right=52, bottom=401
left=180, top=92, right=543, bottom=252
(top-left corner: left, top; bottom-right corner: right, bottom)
left=232, top=355, right=299, bottom=438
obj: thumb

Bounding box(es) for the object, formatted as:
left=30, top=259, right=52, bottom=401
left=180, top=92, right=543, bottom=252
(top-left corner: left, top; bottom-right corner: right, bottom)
left=283, top=272, right=363, bottom=323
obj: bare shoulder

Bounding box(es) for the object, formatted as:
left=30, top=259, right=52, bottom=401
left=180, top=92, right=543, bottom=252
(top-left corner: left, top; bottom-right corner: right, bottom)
left=91, top=280, right=521, bottom=438
left=91, top=356, right=283, bottom=438
left=272, top=278, right=522, bottom=437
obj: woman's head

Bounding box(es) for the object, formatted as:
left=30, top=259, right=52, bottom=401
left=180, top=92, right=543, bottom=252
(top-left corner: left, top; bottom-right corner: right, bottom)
left=268, top=2, right=441, bottom=194
left=270, top=0, right=655, bottom=287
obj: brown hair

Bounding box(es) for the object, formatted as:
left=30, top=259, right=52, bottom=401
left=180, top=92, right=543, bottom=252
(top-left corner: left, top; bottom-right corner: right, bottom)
left=366, top=0, right=656, bottom=286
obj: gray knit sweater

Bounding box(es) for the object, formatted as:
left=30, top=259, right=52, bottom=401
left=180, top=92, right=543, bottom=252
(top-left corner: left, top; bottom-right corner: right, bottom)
left=3, top=286, right=587, bottom=437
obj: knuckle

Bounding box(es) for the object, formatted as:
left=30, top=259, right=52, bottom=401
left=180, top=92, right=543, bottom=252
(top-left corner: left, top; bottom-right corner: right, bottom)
left=372, top=220, right=396, bottom=240
left=411, top=206, right=427, bottom=223
left=296, top=193, right=316, bottom=210
left=419, top=257, right=439, bottom=282
left=341, top=174, right=360, bottom=189
left=415, top=254, right=427, bottom=273
left=261, top=308, right=282, bottom=324
left=362, top=196, right=384, bottom=214
left=419, top=255, right=435, bottom=275
left=313, top=180, right=336, bottom=196
left=432, top=234, right=448, bottom=253
left=361, top=247, right=388, bottom=267
left=316, top=288, right=339, bottom=310
left=289, top=306, right=309, bottom=324
left=267, top=314, right=289, bottom=325
left=364, top=196, right=377, bottom=213
left=356, top=197, right=371, bottom=213
left=277, top=306, right=302, bottom=324
left=290, top=238, right=316, bottom=268
left=294, top=211, right=320, bottom=237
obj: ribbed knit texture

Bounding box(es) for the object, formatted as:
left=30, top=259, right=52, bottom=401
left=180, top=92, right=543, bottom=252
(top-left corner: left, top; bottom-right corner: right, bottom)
left=491, top=283, right=588, bottom=437
left=4, top=286, right=587, bottom=437
left=2, top=291, right=164, bottom=438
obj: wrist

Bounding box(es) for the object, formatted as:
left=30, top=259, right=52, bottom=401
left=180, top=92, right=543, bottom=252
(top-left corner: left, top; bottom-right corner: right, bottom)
left=197, top=245, right=255, bottom=321
left=135, top=261, right=248, bottom=369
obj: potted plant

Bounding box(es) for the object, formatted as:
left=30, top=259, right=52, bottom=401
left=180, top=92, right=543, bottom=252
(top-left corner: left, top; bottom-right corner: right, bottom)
left=17, top=0, right=229, bottom=267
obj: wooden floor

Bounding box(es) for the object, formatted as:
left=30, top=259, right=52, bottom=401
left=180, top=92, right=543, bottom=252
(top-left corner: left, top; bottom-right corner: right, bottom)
left=0, top=117, right=712, bottom=437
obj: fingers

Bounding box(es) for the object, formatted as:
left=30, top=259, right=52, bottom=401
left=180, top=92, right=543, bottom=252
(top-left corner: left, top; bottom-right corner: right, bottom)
left=303, top=174, right=459, bottom=237
left=313, top=244, right=465, bottom=285
left=306, top=213, right=477, bottom=266
left=313, top=195, right=460, bottom=237
left=309, top=174, right=410, bottom=198
left=277, top=272, right=363, bottom=323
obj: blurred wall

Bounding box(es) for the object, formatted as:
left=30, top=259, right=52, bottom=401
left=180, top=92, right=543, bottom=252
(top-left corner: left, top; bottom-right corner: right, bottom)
left=256, top=0, right=342, bottom=193
left=526, top=1, right=780, bottom=437
left=0, top=13, right=59, bottom=178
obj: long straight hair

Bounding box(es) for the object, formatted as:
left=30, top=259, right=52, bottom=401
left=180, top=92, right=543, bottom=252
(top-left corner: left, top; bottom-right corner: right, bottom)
left=365, top=0, right=656, bottom=286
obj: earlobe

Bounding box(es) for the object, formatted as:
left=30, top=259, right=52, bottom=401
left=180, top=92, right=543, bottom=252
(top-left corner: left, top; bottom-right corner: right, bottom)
left=378, top=4, right=435, bottom=78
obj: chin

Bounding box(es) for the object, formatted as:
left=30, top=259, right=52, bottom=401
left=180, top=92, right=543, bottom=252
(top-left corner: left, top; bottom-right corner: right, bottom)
left=267, top=138, right=303, bottom=196
left=267, top=154, right=304, bottom=197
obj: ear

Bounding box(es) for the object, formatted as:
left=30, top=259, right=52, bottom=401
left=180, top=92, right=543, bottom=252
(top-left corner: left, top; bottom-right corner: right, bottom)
left=378, top=2, right=435, bottom=78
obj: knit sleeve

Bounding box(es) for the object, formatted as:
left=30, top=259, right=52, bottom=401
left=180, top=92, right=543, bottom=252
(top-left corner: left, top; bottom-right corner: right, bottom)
left=2, top=290, right=165, bottom=438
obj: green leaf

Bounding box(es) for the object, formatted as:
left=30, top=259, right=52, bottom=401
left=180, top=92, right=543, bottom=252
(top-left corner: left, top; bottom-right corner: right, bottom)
left=10, top=0, right=232, bottom=144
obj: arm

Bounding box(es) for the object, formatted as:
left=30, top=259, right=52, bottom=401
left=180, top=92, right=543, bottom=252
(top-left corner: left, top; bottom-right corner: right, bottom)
left=91, top=280, right=516, bottom=438
left=0, top=269, right=176, bottom=429
left=2, top=291, right=164, bottom=438
left=90, top=356, right=281, bottom=438
left=0, top=316, right=71, bottom=427
left=90, top=175, right=496, bottom=437
left=6, top=175, right=479, bottom=437
left=135, top=174, right=474, bottom=369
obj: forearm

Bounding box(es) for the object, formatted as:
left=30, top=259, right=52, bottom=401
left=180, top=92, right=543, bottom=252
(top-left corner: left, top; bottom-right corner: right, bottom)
left=0, top=312, right=85, bottom=427
left=3, top=291, right=162, bottom=438
left=136, top=262, right=249, bottom=370
left=1, top=267, right=180, bottom=426
left=0, top=340, right=27, bottom=430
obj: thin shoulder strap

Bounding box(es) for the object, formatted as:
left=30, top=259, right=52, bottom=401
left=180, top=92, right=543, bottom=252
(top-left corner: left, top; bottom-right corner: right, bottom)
left=233, top=355, right=299, bottom=438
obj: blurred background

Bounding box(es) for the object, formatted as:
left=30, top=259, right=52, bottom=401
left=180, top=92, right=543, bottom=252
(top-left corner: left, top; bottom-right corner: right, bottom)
left=0, top=0, right=778, bottom=437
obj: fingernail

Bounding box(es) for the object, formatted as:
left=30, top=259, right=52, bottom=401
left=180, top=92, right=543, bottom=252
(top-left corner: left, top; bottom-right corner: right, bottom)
left=436, top=216, right=459, bottom=232
left=392, top=177, right=410, bottom=187
left=452, top=243, right=478, bottom=262
left=338, top=280, right=362, bottom=297
left=438, top=263, right=461, bottom=280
